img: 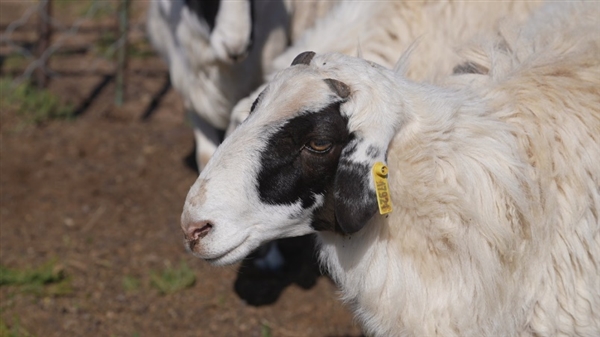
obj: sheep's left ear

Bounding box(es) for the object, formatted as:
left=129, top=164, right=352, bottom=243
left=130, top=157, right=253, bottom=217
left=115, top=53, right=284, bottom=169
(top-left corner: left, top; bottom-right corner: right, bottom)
left=333, top=136, right=379, bottom=235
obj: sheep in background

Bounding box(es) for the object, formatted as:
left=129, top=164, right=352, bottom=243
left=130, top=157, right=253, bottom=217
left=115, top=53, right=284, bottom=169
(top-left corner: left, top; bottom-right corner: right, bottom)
left=146, top=0, right=333, bottom=170
left=226, top=0, right=540, bottom=136
left=180, top=1, right=600, bottom=335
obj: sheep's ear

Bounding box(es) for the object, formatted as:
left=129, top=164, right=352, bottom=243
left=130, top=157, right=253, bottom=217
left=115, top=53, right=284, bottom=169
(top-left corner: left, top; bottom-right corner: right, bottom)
left=324, top=78, right=351, bottom=99
left=291, top=51, right=315, bottom=66
left=323, top=78, right=375, bottom=234
left=333, top=137, right=379, bottom=234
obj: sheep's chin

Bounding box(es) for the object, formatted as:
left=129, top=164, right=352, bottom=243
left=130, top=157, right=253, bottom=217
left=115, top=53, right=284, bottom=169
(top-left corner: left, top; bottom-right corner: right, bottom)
left=203, top=252, right=246, bottom=266
left=195, top=236, right=256, bottom=267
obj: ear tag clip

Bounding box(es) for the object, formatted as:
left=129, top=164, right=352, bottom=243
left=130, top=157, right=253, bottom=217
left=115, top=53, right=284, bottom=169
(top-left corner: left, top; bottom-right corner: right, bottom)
left=372, top=162, right=393, bottom=215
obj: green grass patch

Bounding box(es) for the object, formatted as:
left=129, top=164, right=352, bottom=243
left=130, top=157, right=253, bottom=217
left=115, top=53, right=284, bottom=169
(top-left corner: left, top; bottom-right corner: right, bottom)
left=0, top=316, right=35, bottom=337
left=0, top=78, right=74, bottom=125
left=0, top=260, right=72, bottom=297
left=122, top=275, right=141, bottom=293
left=150, top=261, right=196, bottom=295
left=261, top=322, right=272, bottom=337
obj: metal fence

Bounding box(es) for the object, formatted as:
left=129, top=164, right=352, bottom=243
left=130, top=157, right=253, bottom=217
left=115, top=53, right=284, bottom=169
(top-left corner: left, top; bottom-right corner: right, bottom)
left=1, top=0, right=135, bottom=105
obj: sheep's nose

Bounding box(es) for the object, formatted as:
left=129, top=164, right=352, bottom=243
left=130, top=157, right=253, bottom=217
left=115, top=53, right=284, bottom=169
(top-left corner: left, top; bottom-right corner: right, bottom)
left=182, top=220, right=214, bottom=242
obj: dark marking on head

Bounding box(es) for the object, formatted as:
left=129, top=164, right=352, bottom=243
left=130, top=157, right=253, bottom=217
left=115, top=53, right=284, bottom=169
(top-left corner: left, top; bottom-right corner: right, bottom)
left=258, top=102, right=349, bottom=210
left=250, top=98, right=259, bottom=114
left=310, top=187, right=340, bottom=232
left=324, top=78, right=351, bottom=99
left=453, top=61, right=488, bottom=75
left=250, top=91, right=264, bottom=114
left=366, top=145, right=380, bottom=159
left=333, top=161, right=378, bottom=234
left=185, top=0, right=221, bottom=32
left=256, top=96, right=379, bottom=235
left=291, top=51, right=316, bottom=66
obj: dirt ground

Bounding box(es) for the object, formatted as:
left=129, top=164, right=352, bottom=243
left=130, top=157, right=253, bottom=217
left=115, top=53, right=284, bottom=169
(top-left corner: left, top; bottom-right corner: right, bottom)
left=0, top=2, right=363, bottom=336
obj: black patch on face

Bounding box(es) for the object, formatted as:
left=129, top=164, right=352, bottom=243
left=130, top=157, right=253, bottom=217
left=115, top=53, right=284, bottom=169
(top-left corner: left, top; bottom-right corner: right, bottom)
left=333, top=161, right=378, bottom=234
left=310, top=186, right=337, bottom=232
left=257, top=103, right=349, bottom=211
left=185, top=0, right=220, bottom=32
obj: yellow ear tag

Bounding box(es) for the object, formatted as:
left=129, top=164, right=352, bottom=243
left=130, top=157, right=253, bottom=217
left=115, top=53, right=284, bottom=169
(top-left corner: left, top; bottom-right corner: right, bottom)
left=372, top=162, right=393, bottom=215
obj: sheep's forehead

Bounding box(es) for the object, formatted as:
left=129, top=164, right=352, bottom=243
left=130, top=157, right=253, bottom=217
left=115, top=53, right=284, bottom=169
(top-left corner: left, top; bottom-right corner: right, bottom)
left=259, top=67, right=339, bottom=121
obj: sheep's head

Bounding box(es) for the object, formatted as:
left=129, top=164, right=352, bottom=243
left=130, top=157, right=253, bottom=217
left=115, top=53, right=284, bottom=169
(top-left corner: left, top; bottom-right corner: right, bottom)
left=181, top=52, right=405, bottom=265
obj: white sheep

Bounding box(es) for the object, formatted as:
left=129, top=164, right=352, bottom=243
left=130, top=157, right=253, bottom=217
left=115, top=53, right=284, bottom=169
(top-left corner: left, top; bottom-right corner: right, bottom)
left=146, top=0, right=333, bottom=170
left=226, top=0, right=540, bottom=135
left=180, top=1, right=600, bottom=336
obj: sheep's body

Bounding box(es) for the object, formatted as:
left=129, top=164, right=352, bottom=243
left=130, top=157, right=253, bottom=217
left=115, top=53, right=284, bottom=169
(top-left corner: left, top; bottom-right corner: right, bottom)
left=318, top=4, right=600, bottom=335
left=181, top=2, right=599, bottom=336
left=227, top=0, right=540, bottom=135
left=272, top=0, right=539, bottom=82
left=146, top=0, right=333, bottom=169
left=322, top=53, right=600, bottom=337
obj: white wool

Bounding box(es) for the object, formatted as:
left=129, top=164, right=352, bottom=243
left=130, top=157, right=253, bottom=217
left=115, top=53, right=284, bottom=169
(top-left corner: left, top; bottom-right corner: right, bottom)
left=227, top=0, right=540, bottom=136
left=314, top=3, right=600, bottom=336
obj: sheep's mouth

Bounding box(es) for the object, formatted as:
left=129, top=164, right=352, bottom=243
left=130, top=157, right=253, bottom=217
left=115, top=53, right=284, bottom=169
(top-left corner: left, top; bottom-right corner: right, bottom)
left=190, top=235, right=253, bottom=266
left=203, top=244, right=249, bottom=266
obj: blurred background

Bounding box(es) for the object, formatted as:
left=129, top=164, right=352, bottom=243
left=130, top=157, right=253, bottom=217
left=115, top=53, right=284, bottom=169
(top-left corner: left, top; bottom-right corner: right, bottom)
left=0, top=1, right=362, bottom=336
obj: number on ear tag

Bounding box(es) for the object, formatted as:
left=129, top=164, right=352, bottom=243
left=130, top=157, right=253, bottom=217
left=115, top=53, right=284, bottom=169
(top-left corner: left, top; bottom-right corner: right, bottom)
left=372, top=162, right=393, bottom=215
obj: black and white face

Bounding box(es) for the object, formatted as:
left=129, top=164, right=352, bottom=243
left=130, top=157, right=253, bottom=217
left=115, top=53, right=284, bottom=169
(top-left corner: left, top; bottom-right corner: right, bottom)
left=181, top=52, right=396, bottom=265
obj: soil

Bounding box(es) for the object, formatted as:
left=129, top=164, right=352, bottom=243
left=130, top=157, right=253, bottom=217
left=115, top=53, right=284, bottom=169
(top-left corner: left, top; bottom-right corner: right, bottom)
left=0, top=2, right=363, bottom=336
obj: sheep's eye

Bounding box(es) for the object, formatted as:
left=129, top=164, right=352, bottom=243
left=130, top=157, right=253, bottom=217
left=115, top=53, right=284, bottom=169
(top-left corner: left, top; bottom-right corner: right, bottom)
left=305, top=139, right=332, bottom=153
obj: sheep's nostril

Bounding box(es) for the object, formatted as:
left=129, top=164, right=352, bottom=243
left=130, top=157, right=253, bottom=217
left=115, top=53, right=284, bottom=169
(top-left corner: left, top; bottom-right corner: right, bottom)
left=191, top=222, right=213, bottom=241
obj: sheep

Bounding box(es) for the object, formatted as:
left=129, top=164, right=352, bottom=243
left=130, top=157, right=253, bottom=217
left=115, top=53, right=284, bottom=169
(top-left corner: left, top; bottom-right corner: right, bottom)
left=180, top=1, right=600, bottom=336
left=226, top=0, right=540, bottom=135
left=146, top=0, right=333, bottom=170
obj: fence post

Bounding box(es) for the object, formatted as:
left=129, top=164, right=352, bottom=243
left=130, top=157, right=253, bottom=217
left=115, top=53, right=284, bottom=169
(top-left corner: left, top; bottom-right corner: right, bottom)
left=114, top=0, right=130, bottom=106
left=34, top=0, right=52, bottom=88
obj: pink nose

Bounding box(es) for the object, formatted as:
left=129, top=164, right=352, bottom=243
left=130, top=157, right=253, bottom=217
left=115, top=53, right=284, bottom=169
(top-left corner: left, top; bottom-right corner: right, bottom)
left=182, top=220, right=214, bottom=242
